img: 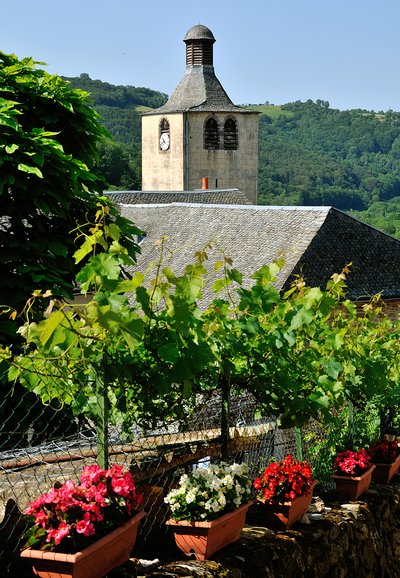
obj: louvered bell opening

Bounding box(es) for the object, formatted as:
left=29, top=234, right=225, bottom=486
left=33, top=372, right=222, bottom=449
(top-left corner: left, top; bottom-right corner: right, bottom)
left=186, top=41, right=213, bottom=66
left=204, top=118, right=219, bottom=149
left=224, top=119, right=238, bottom=150
left=186, top=44, right=193, bottom=66
left=202, top=43, right=213, bottom=65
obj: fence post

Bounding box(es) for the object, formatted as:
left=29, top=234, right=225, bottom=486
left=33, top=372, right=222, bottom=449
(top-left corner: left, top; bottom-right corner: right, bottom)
left=347, top=401, right=354, bottom=450
left=96, top=360, right=109, bottom=469
left=220, top=375, right=231, bottom=460
left=294, top=427, right=303, bottom=461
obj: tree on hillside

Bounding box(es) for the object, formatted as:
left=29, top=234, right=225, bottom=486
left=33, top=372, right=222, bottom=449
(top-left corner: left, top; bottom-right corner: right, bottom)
left=96, top=139, right=141, bottom=190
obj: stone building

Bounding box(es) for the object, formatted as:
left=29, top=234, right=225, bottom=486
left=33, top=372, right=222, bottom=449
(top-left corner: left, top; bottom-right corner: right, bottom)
left=141, top=24, right=259, bottom=203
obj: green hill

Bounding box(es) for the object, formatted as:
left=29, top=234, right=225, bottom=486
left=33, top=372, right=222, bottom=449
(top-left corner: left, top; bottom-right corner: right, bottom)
left=64, top=75, right=400, bottom=236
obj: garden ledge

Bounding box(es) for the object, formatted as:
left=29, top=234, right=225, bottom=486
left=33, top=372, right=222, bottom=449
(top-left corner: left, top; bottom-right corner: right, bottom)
left=133, top=482, right=400, bottom=578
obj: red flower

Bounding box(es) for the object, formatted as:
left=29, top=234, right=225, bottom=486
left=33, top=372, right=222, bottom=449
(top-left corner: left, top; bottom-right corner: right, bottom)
left=368, top=439, right=400, bottom=464
left=253, top=454, right=313, bottom=503
left=333, top=449, right=372, bottom=476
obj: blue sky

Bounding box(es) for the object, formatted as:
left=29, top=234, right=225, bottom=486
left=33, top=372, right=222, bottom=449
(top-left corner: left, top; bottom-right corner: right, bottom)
left=2, top=0, right=399, bottom=111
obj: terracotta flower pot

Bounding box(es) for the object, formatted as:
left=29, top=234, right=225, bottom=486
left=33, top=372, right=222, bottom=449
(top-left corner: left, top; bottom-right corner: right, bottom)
left=333, top=465, right=375, bottom=500
left=372, top=453, right=400, bottom=484
left=166, top=500, right=252, bottom=560
left=258, top=479, right=317, bottom=530
left=20, top=510, right=146, bottom=578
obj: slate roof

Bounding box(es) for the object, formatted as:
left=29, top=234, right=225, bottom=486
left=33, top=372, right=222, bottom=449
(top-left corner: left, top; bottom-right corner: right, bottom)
left=105, top=189, right=251, bottom=206
left=119, top=203, right=400, bottom=301
left=184, top=24, right=216, bottom=42
left=146, top=67, right=251, bottom=115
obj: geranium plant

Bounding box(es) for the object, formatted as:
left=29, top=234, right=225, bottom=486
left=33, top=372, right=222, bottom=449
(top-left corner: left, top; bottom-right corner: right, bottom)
left=253, top=454, right=314, bottom=503
left=164, top=462, right=251, bottom=522
left=368, top=439, right=400, bottom=464
left=22, top=464, right=142, bottom=553
left=333, top=449, right=372, bottom=476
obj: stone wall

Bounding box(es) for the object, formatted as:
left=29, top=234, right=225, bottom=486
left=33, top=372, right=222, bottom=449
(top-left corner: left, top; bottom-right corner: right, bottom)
left=186, top=112, right=259, bottom=204
left=136, top=483, right=400, bottom=578
left=142, top=113, right=185, bottom=191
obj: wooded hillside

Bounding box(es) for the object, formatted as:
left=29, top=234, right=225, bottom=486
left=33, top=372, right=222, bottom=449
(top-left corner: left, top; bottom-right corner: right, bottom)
left=64, top=74, right=400, bottom=237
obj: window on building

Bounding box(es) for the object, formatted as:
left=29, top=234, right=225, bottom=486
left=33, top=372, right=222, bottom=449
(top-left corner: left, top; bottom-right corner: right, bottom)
left=160, top=118, right=170, bottom=136
left=223, top=118, right=238, bottom=150
left=204, top=118, right=219, bottom=149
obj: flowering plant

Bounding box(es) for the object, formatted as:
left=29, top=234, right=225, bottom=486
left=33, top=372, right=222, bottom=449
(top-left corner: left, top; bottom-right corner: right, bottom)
left=367, top=439, right=400, bottom=464
left=164, top=462, right=251, bottom=522
left=253, top=454, right=313, bottom=503
left=22, top=463, right=142, bottom=553
left=333, top=449, right=372, bottom=476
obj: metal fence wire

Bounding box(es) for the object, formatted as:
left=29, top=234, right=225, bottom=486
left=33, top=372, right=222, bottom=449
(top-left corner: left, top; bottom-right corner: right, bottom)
left=0, top=373, right=363, bottom=575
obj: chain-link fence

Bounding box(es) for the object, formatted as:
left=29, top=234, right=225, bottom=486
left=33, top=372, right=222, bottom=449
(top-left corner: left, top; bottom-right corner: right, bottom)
left=0, top=376, right=383, bottom=575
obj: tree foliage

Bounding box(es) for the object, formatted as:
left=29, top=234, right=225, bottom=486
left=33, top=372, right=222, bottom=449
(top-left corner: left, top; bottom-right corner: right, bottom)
left=257, top=100, right=400, bottom=219
left=0, top=52, right=140, bottom=343
left=0, top=53, right=143, bottom=448
left=6, top=204, right=400, bottom=433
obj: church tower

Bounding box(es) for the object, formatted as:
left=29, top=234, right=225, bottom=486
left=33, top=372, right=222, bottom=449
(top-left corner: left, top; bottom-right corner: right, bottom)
left=141, top=25, right=259, bottom=203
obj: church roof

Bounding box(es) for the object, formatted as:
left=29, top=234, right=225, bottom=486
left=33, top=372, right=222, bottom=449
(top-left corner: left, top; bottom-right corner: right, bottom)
left=119, top=203, right=400, bottom=301
left=184, top=24, right=215, bottom=42
left=146, top=67, right=251, bottom=114
left=105, top=189, right=251, bottom=206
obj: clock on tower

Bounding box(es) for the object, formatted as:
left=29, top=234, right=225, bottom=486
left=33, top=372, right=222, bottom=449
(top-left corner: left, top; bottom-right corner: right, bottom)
left=159, top=132, right=170, bottom=150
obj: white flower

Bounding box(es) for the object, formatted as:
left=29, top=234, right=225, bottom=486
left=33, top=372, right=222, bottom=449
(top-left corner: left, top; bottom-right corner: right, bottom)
left=185, top=489, right=197, bottom=504
left=221, top=474, right=234, bottom=489
left=164, top=461, right=250, bottom=521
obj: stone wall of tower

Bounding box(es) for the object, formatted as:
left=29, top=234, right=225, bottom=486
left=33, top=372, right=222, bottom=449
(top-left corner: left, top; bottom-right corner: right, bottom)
left=141, top=113, right=185, bottom=191
left=187, top=111, right=259, bottom=203
left=142, top=110, right=259, bottom=202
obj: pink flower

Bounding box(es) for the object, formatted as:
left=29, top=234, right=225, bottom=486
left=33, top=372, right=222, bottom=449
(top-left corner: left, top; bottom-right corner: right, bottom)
left=46, top=522, right=70, bottom=545
left=76, top=513, right=95, bottom=537
left=34, top=509, right=48, bottom=528
left=80, top=465, right=104, bottom=487
left=23, top=463, right=141, bottom=553
left=111, top=476, right=131, bottom=496
left=334, top=449, right=372, bottom=476
left=107, top=464, right=124, bottom=478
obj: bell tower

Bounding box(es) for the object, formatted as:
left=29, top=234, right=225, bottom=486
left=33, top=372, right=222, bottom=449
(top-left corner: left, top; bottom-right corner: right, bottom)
left=141, top=25, right=259, bottom=203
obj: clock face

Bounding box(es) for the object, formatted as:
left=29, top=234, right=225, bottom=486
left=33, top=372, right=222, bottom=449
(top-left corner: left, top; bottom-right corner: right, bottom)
left=160, top=132, right=170, bottom=151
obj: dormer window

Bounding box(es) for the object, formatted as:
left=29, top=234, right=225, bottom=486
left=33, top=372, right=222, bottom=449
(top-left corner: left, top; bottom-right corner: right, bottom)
left=223, top=118, right=238, bottom=150
left=204, top=118, right=219, bottom=149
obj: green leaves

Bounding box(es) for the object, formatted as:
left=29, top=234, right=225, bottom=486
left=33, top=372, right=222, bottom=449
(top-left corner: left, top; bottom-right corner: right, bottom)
left=77, top=253, right=123, bottom=292
left=5, top=199, right=400, bottom=433
left=17, top=163, right=43, bottom=177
